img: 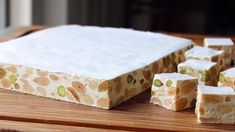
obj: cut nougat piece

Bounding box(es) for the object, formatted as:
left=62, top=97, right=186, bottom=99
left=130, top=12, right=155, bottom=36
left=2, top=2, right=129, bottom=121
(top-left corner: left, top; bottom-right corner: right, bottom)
left=204, top=38, right=234, bottom=66
left=218, top=67, right=235, bottom=91
left=185, top=46, right=225, bottom=71
left=178, top=59, right=219, bottom=86
left=150, top=73, right=198, bottom=111
left=195, top=85, right=235, bottom=124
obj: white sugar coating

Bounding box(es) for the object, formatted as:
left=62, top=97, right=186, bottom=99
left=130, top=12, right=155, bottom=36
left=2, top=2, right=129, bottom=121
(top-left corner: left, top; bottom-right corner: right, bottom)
left=178, top=59, right=217, bottom=70
left=0, top=25, right=193, bottom=79
left=198, top=85, right=235, bottom=95
left=185, top=46, right=224, bottom=57
left=155, top=73, right=196, bottom=81
left=204, top=38, right=234, bottom=46
left=222, top=67, right=235, bottom=77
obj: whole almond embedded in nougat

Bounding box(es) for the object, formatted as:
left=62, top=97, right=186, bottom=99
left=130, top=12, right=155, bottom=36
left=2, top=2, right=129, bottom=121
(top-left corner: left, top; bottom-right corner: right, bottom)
left=0, top=25, right=193, bottom=109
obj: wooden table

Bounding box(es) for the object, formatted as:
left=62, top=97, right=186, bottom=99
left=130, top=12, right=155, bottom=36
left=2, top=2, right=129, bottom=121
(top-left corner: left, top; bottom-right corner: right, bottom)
left=0, top=26, right=234, bottom=132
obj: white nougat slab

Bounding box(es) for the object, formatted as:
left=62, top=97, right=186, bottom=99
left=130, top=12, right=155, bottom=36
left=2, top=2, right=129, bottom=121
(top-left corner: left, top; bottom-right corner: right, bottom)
left=0, top=25, right=192, bottom=80
left=0, top=25, right=194, bottom=109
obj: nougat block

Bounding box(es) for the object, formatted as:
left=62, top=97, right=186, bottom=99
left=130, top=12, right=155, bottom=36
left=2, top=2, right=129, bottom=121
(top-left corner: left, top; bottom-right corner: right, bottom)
left=150, top=73, right=198, bottom=111
left=204, top=38, right=234, bottom=66
left=0, top=25, right=193, bottom=109
left=185, top=46, right=225, bottom=71
left=195, top=85, right=235, bottom=124
left=218, top=67, right=235, bottom=91
left=178, top=59, right=219, bottom=86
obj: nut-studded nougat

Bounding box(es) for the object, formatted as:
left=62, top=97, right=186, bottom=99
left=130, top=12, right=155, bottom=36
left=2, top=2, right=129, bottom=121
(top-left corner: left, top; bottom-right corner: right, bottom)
left=204, top=38, right=234, bottom=66
left=195, top=85, right=235, bottom=124
left=0, top=25, right=193, bottom=109
left=185, top=46, right=225, bottom=71
left=150, top=73, right=198, bottom=111
left=178, top=59, right=219, bottom=86
left=218, top=67, right=235, bottom=91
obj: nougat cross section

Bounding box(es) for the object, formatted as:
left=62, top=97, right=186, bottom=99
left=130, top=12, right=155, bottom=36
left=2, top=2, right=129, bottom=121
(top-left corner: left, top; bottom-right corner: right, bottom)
left=150, top=73, right=198, bottom=111
left=185, top=46, right=224, bottom=71
left=204, top=38, right=234, bottom=66
left=195, top=85, right=235, bottom=124
left=178, top=59, right=219, bottom=86
left=218, top=67, right=235, bottom=91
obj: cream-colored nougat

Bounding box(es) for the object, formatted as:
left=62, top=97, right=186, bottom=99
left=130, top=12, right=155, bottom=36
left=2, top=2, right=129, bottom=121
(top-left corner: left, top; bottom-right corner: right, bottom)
left=178, top=59, right=219, bottom=86
left=204, top=38, right=234, bottom=66
left=0, top=25, right=193, bottom=109
left=195, top=85, right=235, bottom=124
left=218, top=67, right=235, bottom=91
left=150, top=73, right=198, bottom=111
left=185, top=46, right=225, bottom=71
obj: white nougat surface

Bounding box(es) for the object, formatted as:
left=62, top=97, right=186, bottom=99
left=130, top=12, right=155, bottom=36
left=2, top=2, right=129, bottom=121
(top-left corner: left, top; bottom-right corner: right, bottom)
left=179, top=59, right=216, bottom=70
left=185, top=46, right=223, bottom=57
left=221, top=67, right=235, bottom=77
left=155, top=73, right=196, bottom=81
left=198, top=85, right=235, bottom=95
left=204, top=38, right=234, bottom=46
left=0, top=25, right=192, bottom=79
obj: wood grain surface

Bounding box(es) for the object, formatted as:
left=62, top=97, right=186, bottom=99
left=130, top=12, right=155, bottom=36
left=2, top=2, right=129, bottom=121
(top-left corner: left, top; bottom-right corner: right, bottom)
left=0, top=119, right=119, bottom=132
left=0, top=26, right=234, bottom=131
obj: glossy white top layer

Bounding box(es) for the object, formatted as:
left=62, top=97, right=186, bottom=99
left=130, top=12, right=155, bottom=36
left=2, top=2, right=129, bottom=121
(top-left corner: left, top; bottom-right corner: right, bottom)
left=204, top=38, right=234, bottom=46
left=185, top=46, right=224, bottom=57
left=155, top=73, right=196, bottom=80
left=198, top=85, right=235, bottom=95
left=222, top=67, right=235, bottom=77
left=178, top=59, right=217, bottom=70
left=0, top=25, right=192, bottom=79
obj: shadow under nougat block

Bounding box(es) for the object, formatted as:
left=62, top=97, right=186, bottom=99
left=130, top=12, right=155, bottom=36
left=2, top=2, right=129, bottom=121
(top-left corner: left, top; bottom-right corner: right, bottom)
left=204, top=38, right=234, bottom=66
left=178, top=59, right=219, bottom=86
left=218, top=67, right=235, bottom=91
left=150, top=73, right=198, bottom=111
left=195, top=85, right=235, bottom=124
left=185, top=46, right=225, bottom=71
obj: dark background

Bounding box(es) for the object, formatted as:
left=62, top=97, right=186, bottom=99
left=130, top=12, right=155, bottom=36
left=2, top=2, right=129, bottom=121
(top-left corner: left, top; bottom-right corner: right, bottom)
left=33, top=0, right=235, bottom=35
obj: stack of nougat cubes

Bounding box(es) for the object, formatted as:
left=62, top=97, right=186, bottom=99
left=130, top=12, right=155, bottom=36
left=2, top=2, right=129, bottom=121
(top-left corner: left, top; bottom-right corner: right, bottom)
left=150, top=38, right=235, bottom=124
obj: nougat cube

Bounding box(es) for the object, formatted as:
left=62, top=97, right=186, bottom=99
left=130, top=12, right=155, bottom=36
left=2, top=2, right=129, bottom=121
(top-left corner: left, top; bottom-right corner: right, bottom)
left=204, top=38, right=234, bottom=66
left=178, top=59, right=219, bottom=86
left=185, top=46, right=225, bottom=71
left=218, top=67, right=235, bottom=91
left=195, top=85, right=235, bottom=124
left=150, top=73, right=198, bottom=111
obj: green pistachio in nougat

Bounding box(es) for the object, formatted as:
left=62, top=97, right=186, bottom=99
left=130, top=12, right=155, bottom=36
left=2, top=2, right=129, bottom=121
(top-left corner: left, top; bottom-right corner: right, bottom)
left=154, top=79, right=163, bottom=87
left=166, top=79, right=173, bottom=87
left=57, top=85, right=67, bottom=97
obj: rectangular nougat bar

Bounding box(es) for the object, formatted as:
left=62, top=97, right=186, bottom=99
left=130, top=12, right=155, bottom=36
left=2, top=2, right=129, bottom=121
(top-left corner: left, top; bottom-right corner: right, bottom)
left=218, top=67, right=235, bottom=91
left=185, top=46, right=225, bottom=71
left=195, top=85, right=235, bottom=124
left=178, top=59, right=219, bottom=86
left=204, top=38, right=234, bottom=66
left=0, top=25, right=193, bottom=109
left=150, top=73, right=198, bottom=111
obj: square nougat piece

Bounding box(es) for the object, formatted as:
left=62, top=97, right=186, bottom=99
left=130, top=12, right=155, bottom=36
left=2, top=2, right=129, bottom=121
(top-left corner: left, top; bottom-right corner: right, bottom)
left=204, top=38, right=234, bottom=66
left=195, top=85, right=235, bottom=124
left=185, top=46, right=225, bottom=71
left=150, top=73, right=198, bottom=111
left=178, top=59, right=219, bottom=86
left=218, top=67, right=235, bottom=91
